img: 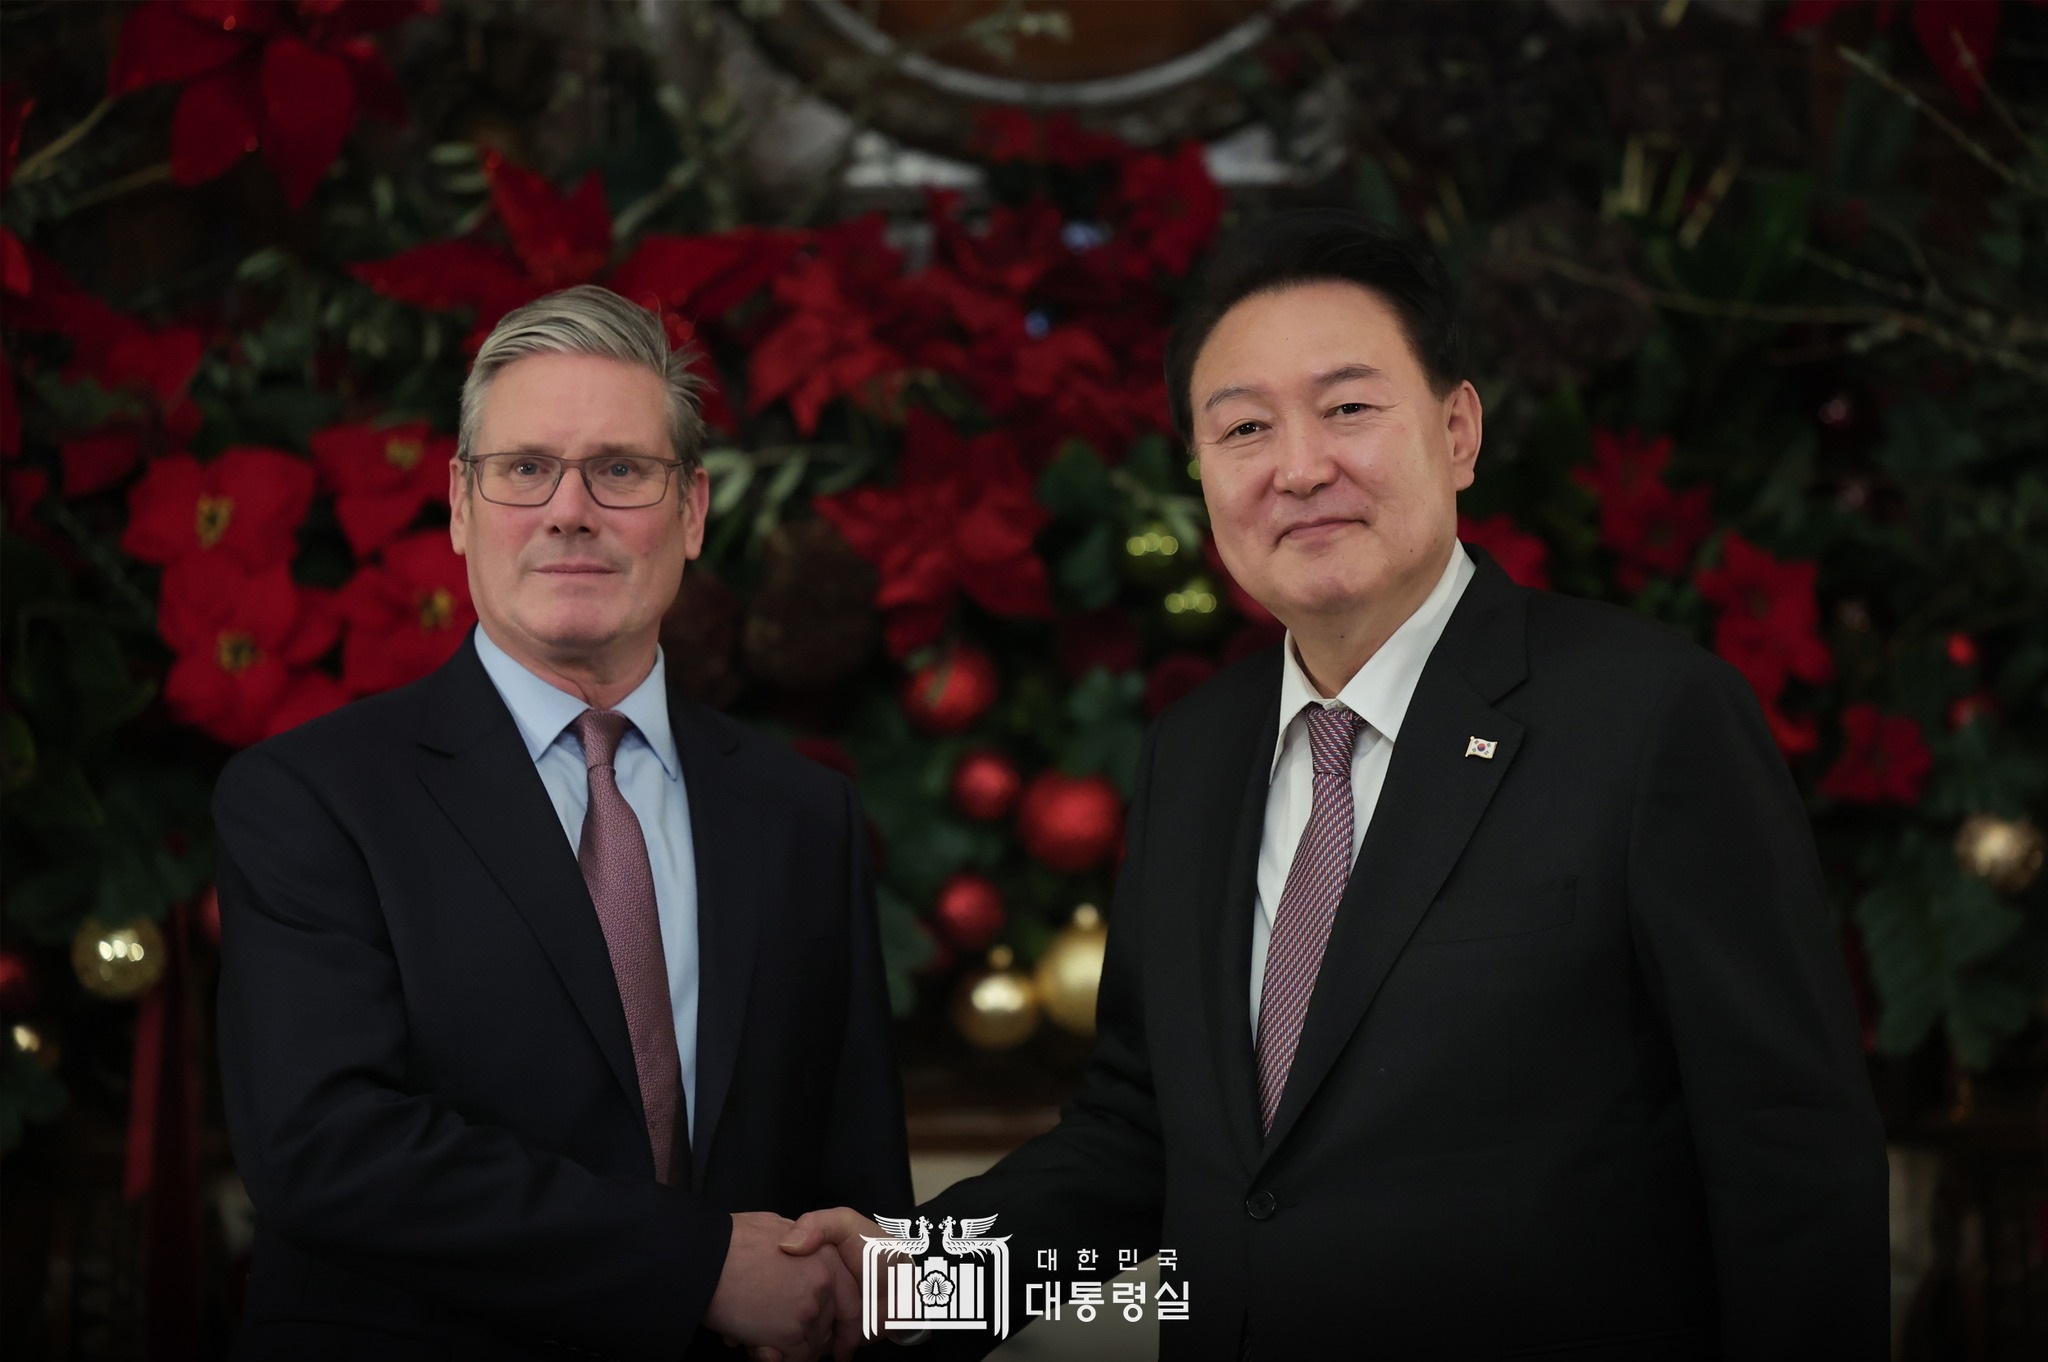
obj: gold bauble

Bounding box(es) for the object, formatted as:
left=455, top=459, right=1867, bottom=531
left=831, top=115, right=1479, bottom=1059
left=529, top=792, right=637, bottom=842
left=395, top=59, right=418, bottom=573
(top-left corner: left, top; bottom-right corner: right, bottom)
left=1036, top=904, right=1108, bottom=1036
left=1954, top=814, right=2044, bottom=895
left=951, top=946, right=1042, bottom=1050
left=1161, top=574, right=1222, bottom=642
left=1122, top=521, right=1190, bottom=588
left=70, top=917, right=168, bottom=1001
left=9, top=1020, right=60, bottom=1071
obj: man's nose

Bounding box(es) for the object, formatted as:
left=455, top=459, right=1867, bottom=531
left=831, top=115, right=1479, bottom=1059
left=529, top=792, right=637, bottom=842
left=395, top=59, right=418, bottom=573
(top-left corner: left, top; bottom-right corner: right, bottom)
left=1273, top=419, right=1338, bottom=497
left=543, top=464, right=602, bottom=530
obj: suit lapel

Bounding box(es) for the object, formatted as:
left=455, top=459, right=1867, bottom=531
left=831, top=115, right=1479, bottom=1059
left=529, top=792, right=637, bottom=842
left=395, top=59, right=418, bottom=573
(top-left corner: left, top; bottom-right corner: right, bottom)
left=1195, top=657, right=1282, bottom=1177
left=1258, top=551, right=1530, bottom=1161
left=413, top=636, right=640, bottom=1110
left=666, top=689, right=753, bottom=1190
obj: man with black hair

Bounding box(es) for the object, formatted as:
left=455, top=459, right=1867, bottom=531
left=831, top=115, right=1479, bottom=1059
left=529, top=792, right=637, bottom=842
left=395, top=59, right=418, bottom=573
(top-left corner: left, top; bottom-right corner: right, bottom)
left=789, top=211, right=1886, bottom=1360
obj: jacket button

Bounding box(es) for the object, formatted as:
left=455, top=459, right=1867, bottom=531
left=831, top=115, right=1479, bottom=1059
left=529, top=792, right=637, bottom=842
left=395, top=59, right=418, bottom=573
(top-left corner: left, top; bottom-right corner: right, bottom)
left=1245, top=1190, right=1276, bottom=1220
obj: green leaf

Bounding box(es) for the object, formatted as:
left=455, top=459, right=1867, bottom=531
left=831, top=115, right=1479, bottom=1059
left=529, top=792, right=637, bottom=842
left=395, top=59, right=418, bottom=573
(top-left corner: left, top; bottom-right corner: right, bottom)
left=7, top=762, right=103, bottom=834
left=1056, top=522, right=1120, bottom=610
left=3, top=861, right=97, bottom=944
left=1037, top=444, right=1116, bottom=521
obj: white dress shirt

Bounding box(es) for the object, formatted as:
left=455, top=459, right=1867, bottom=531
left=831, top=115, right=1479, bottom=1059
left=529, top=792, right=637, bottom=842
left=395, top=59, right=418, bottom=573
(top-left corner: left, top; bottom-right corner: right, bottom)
left=1249, top=544, right=1476, bottom=1034
left=473, top=625, right=700, bottom=1137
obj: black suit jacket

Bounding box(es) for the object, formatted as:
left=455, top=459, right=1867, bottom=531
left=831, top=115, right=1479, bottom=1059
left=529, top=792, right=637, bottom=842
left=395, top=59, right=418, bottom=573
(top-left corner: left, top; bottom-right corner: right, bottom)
left=925, top=548, right=1888, bottom=1360
left=214, top=633, right=912, bottom=1362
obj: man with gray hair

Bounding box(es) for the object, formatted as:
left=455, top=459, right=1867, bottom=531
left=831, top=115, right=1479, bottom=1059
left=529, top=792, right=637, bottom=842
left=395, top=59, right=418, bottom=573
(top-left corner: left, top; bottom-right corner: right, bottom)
left=215, top=284, right=909, bottom=1361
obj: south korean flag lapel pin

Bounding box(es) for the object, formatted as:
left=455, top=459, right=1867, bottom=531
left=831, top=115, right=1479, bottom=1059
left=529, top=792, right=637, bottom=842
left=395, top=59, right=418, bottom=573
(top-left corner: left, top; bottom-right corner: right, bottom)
left=1464, top=736, right=1498, bottom=760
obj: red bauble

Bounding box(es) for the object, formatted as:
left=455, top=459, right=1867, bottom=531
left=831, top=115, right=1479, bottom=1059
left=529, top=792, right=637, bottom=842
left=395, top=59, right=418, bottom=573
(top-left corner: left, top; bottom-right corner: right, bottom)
left=901, top=646, right=999, bottom=735
left=198, top=884, right=222, bottom=947
left=1946, top=632, right=1978, bottom=668
left=1017, top=771, right=1123, bottom=874
left=952, top=749, right=1023, bottom=821
left=0, top=946, right=38, bottom=1016
left=933, top=872, right=1006, bottom=952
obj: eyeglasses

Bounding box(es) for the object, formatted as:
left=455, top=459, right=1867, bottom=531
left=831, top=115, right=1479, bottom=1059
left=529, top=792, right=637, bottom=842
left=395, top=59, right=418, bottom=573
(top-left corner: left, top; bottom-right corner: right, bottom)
left=458, top=452, right=686, bottom=508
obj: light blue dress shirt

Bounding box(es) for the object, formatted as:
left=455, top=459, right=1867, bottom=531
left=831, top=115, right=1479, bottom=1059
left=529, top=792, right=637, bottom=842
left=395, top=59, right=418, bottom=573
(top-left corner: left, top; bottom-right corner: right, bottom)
left=473, top=625, right=699, bottom=1140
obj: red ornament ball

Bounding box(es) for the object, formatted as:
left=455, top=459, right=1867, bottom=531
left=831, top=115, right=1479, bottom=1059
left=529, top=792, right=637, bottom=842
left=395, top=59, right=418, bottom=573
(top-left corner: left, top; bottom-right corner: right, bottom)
left=952, top=749, right=1023, bottom=821
left=933, top=872, right=1006, bottom=952
left=1017, top=771, right=1123, bottom=874
left=1946, top=632, right=1978, bottom=668
left=901, top=647, right=999, bottom=736
left=0, top=946, right=39, bottom=1016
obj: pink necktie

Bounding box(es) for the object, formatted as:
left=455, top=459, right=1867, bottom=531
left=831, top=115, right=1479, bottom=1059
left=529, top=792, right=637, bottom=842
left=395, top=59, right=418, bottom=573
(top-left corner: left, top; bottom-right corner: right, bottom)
left=1256, top=703, right=1367, bottom=1136
left=573, top=709, right=682, bottom=1184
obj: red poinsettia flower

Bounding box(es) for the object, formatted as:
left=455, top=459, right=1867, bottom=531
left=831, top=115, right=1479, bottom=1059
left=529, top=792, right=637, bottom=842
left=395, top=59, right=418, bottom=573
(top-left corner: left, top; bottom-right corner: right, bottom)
left=1573, top=429, right=1713, bottom=592
left=122, top=447, right=316, bottom=568
left=107, top=0, right=431, bottom=206
left=814, top=409, right=1052, bottom=657
left=750, top=251, right=907, bottom=436
left=1817, top=702, right=1933, bottom=804
left=157, top=555, right=339, bottom=747
left=1458, top=512, right=1550, bottom=589
left=1693, top=533, right=1834, bottom=754
left=1110, top=142, right=1225, bottom=279
left=310, top=419, right=454, bottom=556
left=2, top=241, right=206, bottom=487
left=338, top=531, right=476, bottom=694
left=355, top=155, right=802, bottom=352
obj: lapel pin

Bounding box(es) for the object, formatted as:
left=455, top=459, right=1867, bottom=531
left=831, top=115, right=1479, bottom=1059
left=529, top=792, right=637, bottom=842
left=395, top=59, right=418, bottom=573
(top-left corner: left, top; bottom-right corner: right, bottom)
left=1464, top=737, right=1498, bottom=760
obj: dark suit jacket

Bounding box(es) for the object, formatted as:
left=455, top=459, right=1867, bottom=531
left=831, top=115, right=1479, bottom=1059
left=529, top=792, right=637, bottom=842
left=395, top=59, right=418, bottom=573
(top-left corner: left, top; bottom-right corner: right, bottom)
left=925, top=547, right=1888, bottom=1360
left=214, top=633, right=912, bottom=1362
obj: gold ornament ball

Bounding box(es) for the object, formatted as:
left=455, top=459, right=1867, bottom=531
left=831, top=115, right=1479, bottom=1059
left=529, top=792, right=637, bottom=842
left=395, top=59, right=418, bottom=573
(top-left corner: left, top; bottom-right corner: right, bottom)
left=952, top=946, right=1042, bottom=1050
left=70, top=917, right=168, bottom=1001
left=1122, top=521, right=1189, bottom=588
left=1161, top=574, right=1223, bottom=642
left=1954, top=814, right=2044, bottom=894
left=1036, top=905, right=1108, bottom=1036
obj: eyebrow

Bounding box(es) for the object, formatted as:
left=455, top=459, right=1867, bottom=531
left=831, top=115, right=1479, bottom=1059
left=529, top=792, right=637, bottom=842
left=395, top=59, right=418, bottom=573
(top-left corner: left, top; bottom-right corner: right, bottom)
left=1200, top=364, right=1388, bottom=414
left=481, top=441, right=663, bottom=460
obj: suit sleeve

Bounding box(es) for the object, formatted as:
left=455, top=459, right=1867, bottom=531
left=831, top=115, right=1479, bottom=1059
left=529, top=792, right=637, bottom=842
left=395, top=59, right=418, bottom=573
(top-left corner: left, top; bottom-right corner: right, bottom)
left=819, top=775, right=915, bottom=1216
left=919, top=726, right=1168, bottom=1358
left=1625, top=655, right=1890, bottom=1360
left=214, top=745, right=732, bottom=1360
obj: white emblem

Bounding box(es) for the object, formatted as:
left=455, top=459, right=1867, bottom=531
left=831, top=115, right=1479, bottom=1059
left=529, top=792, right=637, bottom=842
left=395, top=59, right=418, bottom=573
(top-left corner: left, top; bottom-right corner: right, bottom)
left=1464, top=737, right=1498, bottom=760
left=862, top=1213, right=1012, bottom=1339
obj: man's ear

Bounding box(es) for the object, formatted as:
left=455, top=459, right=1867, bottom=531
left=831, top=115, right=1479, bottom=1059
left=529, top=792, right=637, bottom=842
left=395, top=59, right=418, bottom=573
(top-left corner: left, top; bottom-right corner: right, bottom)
left=1445, top=380, right=1483, bottom=492
left=448, top=455, right=470, bottom=554
left=681, top=465, right=710, bottom=560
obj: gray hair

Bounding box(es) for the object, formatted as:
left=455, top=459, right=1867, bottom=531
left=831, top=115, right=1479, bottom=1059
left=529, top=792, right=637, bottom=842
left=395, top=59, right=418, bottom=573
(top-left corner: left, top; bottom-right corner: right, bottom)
left=458, top=284, right=708, bottom=479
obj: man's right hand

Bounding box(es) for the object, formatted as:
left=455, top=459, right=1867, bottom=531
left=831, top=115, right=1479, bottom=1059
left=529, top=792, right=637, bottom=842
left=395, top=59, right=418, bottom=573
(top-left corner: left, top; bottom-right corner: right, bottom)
left=778, top=1208, right=885, bottom=1306
left=705, top=1211, right=862, bottom=1362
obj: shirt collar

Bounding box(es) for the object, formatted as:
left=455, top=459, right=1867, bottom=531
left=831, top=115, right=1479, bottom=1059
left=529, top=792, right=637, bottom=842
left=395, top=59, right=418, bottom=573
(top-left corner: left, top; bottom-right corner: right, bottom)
left=472, top=624, right=680, bottom=780
left=1269, top=543, right=1476, bottom=783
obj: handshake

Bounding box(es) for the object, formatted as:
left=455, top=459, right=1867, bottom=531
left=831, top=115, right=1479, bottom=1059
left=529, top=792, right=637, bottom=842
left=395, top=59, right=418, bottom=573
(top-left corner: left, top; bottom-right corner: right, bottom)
left=705, top=1206, right=891, bottom=1362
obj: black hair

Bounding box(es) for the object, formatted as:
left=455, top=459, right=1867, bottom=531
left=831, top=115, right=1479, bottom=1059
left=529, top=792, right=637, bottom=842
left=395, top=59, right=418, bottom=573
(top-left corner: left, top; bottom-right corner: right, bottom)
left=1164, top=208, right=1466, bottom=443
